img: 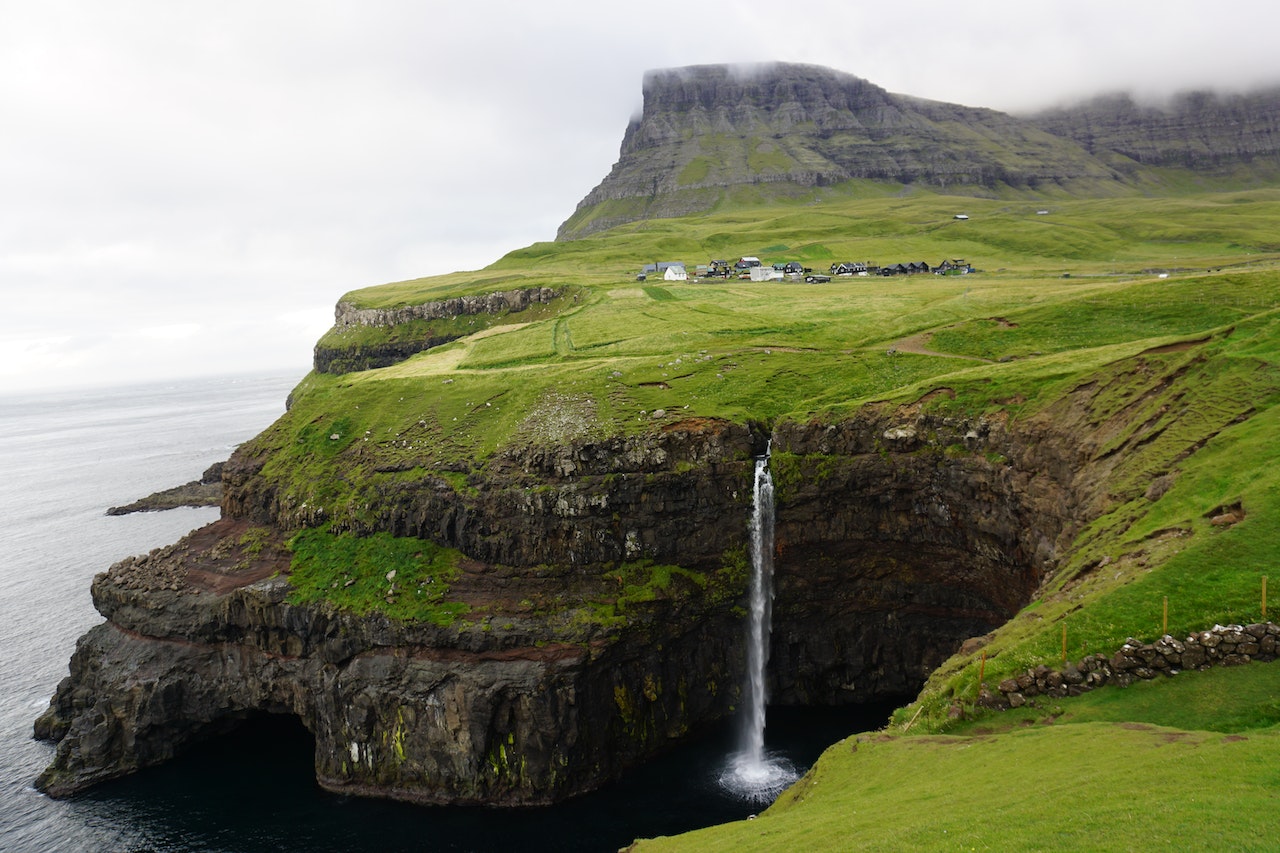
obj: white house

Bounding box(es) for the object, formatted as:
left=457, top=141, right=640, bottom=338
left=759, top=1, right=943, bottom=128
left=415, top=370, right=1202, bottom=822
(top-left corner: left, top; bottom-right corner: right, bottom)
left=749, top=266, right=784, bottom=282
left=663, top=264, right=688, bottom=281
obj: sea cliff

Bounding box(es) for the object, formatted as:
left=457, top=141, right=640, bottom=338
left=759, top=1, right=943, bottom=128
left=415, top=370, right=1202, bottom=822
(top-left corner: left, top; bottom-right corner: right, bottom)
left=33, top=61, right=1280, bottom=809
left=35, top=364, right=1193, bottom=802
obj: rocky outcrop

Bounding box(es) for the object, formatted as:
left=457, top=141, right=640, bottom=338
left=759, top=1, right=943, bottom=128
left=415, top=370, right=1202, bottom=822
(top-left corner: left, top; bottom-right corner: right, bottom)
left=767, top=411, right=1079, bottom=704
left=224, top=418, right=764, bottom=569
left=106, top=462, right=224, bottom=515
left=332, top=288, right=563, bottom=330
left=36, top=400, right=1099, bottom=803
left=33, top=518, right=745, bottom=804
left=313, top=287, right=564, bottom=374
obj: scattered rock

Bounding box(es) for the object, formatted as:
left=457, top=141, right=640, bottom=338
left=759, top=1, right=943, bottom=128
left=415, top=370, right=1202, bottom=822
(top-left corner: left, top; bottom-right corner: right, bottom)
left=106, top=462, right=225, bottom=515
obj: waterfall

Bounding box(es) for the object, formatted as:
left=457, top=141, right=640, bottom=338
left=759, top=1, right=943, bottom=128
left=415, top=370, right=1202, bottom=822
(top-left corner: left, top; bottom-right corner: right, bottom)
left=743, top=452, right=775, bottom=765
left=718, top=447, right=797, bottom=804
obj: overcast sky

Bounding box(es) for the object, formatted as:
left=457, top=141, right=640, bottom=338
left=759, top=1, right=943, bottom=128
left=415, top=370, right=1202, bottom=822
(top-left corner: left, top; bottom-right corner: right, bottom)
left=3, top=0, right=1278, bottom=395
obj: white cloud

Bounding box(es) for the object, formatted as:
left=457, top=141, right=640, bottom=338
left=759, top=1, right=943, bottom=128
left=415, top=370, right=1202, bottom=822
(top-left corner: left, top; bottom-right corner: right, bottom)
left=136, top=323, right=202, bottom=342
left=2, top=0, right=1278, bottom=394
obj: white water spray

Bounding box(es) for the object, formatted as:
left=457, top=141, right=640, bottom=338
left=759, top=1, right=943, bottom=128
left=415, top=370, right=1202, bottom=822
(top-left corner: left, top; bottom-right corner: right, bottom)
left=718, top=447, right=797, bottom=803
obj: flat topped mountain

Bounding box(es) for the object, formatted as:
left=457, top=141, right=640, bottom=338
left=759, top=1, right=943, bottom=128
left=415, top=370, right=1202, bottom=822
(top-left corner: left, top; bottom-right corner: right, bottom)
left=557, top=62, right=1280, bottom=239
left=556, top=63, right=1118, bottom=239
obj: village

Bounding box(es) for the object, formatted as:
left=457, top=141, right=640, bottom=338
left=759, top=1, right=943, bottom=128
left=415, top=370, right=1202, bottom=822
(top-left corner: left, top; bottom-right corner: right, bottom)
left=637, top=256, right=975, bottom=283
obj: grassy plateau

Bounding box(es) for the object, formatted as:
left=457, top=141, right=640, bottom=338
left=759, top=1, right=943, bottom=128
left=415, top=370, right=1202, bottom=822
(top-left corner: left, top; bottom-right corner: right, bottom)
left=256, top=187, right=1280, bottom=849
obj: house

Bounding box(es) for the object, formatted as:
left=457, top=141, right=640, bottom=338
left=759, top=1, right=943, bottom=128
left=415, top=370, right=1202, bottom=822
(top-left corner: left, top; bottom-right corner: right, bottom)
left=907, top=261, right=931, bottom=274
left=642, top=261, right=685, bottom=276
left=935, top=259, right=972, bottom=274
left=663, top=263, right=688, bottom=281
left=750, top=265, right=784, bottom=282
left=830, top=261, right=870, bottom=276
left=707, top=259, right=732, bottom=277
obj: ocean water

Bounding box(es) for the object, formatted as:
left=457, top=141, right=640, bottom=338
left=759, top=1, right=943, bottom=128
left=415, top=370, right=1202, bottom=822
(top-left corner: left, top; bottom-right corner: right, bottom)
left=0, top=372, right=892, bottom=852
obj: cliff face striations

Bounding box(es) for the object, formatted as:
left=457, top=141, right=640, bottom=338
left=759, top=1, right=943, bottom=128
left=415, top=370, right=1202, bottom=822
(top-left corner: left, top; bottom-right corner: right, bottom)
left=36, top=377, right=1169, bottom=803
left=33, top=517, right=745, bottom=804
left=558, top=63, right=1280, bottom=239
left=557, top=63, right=1120, bottom=239
left=1030, top=88, right=1280, bottom=174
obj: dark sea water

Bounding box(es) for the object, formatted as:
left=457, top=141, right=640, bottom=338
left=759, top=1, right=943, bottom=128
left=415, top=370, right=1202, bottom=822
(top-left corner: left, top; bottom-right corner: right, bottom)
left=0, top=373, right=893, bottom=852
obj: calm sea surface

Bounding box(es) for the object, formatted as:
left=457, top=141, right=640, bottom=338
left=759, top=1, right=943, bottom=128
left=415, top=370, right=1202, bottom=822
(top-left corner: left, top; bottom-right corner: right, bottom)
left=0, top=372, right=891, bottom=852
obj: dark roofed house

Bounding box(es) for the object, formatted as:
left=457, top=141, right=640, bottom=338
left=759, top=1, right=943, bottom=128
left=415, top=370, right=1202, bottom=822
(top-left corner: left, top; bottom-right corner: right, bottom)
left=935, top=259, right=972, bottom=274
left=642, top=261, right=686, bottom=274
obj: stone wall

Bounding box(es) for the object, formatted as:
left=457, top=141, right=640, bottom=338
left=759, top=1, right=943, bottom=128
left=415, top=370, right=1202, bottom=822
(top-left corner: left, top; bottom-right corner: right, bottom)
left=986, top=622, right=1279, bottom=709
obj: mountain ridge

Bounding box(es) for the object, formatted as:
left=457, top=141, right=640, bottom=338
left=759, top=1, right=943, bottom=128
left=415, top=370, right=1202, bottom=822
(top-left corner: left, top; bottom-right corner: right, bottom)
left=1031, top=86, right=1280, bottom=172
left=557, top=62, right=1280, bottom=239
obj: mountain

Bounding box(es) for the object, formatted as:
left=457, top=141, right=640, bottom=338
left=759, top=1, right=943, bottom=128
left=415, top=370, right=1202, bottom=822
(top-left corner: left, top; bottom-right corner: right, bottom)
left=1030, top=87, right=1280, bottom=175
left=558, top=63, right=1280, bottom=239
left=32, top=59, right=1280, bottom=838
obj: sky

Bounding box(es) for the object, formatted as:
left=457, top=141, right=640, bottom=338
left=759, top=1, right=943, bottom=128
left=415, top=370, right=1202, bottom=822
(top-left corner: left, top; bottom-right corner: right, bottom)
left=3, top=0, right=1278, bottom=394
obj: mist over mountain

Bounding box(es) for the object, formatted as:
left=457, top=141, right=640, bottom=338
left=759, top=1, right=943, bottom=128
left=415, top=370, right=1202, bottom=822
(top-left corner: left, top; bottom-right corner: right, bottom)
left=1030, top=87, right=1280, bottom=173
left=558, top=63, right=1280, bottom=239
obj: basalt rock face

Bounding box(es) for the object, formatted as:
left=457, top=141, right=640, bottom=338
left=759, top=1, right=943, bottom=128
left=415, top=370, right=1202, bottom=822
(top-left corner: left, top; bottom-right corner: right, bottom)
left=313, top=287, right=563, bottom=375
left=225, top=418, right=764, bottom=570
left=766, top=405, right=1088, bottom=704
left=34, top=519, right=746, bottom=804
left=557, top=63, right=1280, bottom=239
left=1030, top=88, right=1280, bottom=174
left=36, top=400, right=1107, bottom=804
left=557, top=63, right=1121, bottom=238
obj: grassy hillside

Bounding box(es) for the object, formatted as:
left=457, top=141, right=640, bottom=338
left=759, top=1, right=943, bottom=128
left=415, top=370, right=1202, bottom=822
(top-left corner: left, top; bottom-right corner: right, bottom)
left=632, top=663, right=1280, bottom=851
left=343, top=188, right=1280, bottom=312
left=269, top=188, right=1280, bottom=847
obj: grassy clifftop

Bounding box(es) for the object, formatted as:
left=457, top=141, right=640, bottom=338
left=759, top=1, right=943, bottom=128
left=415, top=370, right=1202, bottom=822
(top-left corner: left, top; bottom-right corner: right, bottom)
left=343, top=189, right=1280, bottom=313
left=262, top=187, right=1280, bottom=844
left=278, top=184, right=1280, bottom=594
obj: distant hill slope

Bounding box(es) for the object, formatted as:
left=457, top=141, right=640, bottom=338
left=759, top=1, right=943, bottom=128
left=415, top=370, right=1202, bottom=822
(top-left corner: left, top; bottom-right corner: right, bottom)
left=557, top=63, right=1280, bottom=240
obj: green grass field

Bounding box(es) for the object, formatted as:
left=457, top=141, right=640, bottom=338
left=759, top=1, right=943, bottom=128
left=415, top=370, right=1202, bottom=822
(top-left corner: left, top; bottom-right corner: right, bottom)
left=633, top=663, right=1280, bottom=851
left=259, top=187, right=1280, bottom=849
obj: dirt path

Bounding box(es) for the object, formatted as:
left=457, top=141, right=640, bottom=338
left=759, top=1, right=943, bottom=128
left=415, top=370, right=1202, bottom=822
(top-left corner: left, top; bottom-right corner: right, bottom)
left=889, top=332, right=993, bottom=363
left=366, top=322, right=534, bottom=380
